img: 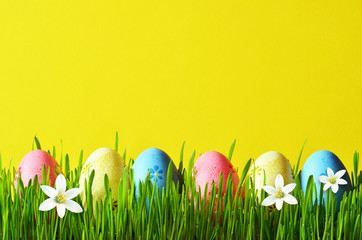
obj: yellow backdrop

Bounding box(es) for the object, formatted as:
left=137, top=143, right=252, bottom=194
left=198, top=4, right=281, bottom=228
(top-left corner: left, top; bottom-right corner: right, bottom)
left=1, top=1, right=361, bottom=173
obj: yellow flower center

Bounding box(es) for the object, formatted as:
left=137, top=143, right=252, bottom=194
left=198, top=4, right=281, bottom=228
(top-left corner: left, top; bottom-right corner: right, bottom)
left=275, top=189, right=284, bottom=198
left=56, top=193, right=66, bottom=203
left=329, top=176, right=336, bottom=184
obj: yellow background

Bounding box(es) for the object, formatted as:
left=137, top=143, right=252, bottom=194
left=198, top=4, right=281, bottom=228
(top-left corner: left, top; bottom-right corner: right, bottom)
left=0, top=1, right=361, bottom=173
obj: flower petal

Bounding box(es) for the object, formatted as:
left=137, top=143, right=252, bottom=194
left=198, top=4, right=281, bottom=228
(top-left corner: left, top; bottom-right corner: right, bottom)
left=64, top=200, right=83, bottom=213
left=64, top=188, right=82, bottom=200
left=283, top=194, right=298, bottom=205
left=282, top=183, right=296, bottom=194
left=323, top=182, right=331, bottom=191
left=275, top=174, right=284, bottom=189
left=261, top=196, right=276, bottom=206
left=331, top=184, right=339, bottom=193
left=327, top=168, right=334, bottom=178
left=276, top=198, right=283, bottom=210
left=319, top=176, right=329, bottom=183
left=39, top=198, right=56, bottom=211
left=337, top=178, right=347, bottom=185
left=335, top=169, right=346, bottom=179
left=56, top=174, right=67, bottom=193
left=262, top=186, right=276, bottom=195
left=57, top=204, right=66, bottom=218
left=40, top=185, right=58, bottom=198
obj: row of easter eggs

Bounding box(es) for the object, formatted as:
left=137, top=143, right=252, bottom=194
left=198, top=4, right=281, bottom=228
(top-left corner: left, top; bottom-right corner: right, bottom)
left=14, top=148, right=182, bottom=206
left=14, top=148, right=353, bottom=212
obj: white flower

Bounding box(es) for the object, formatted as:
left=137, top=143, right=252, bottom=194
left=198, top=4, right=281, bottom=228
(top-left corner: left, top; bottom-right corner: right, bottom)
left=39, top=174, right=83, bottom=218
left=261, top=174, right=298, bottom=210
left=319, top=168, right=347, bottom=193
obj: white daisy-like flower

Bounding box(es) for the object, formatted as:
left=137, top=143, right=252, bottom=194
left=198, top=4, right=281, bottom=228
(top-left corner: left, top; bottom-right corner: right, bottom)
left=39, top=174, right=83, bottom=218
left=261, top=174, right=298, bottom=210
left=319, top=167, right=347, bottom=193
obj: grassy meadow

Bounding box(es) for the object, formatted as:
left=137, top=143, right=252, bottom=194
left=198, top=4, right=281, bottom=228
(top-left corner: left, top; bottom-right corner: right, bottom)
left=0, top=137, right=361, bottom=239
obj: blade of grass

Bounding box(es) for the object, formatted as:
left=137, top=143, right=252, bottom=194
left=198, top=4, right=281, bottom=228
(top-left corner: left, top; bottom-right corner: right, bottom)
left=34, top=136, right=42, bottom=150
left=293, top=138, right=307, bottom=175
left=228, top=139, right=236, bottom=161
left=115, top=131, right=119, bottom=152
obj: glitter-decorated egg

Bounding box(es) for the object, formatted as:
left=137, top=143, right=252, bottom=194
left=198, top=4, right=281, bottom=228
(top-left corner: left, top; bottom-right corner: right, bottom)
left=132, top=148, right=180, bottom=199
left=300, top=150, right=352, bottom=211
left=79, top=147, right=129, bottom=207
left=248, top=151, right=294, bottom=199
left=14, top=150, right=61, bottom=189
left=193, top=151, right=240, bottom=212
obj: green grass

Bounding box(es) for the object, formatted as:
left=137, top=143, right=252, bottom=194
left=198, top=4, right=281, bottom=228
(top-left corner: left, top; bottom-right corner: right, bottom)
left=0, top=137, right=361, bottom=239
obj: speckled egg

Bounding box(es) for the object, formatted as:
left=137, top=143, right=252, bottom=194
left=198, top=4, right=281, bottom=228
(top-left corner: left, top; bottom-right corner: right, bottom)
left=301, top=150, right=352, bottom=211
left=132, top=148, right=180, bottom=198
left=248, top=151, right=294, bottom=199
left=79, top=147, right=129, bottom=207
left=193, top=151, right=240, bottom=212
left=14, top=150, right=61, bottom=189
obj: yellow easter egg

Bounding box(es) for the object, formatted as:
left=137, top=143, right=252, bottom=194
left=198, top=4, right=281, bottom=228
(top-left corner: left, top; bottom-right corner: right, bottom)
left=79, top=147, right=129, bottom=208
left=248, top=151, right=294, bottom=199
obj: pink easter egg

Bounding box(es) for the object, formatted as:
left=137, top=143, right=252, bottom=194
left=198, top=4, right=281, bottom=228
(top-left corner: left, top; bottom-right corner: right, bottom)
left=14, top=150, right=61, bottom=189
left=194, top=151, right=241, bottom=213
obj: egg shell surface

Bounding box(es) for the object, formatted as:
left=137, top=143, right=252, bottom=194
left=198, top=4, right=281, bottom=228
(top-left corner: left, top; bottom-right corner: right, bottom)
left=193, top=151, right=240, bottom=211
left=132, top=148, right=180, bottom=198
left=79, top=147, right=129, bottom=207
left=248, top=151, right=294, bottom=199
left=14, top=150, right=61, bottom=189
left=300, top=150, right=352, bottom=210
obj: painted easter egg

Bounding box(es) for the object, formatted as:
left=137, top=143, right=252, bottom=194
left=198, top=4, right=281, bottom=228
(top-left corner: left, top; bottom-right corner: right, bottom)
left=193, top=151, right=240, bottom=212
left=132, top=148, right=180, bottom=198
left=79, top=147, right=129, bottom=207
left=14, top=150, right=61, bottom=189
left=300, top=150, right=352, bottom=210
left=248, top=151, right=294, bottom=199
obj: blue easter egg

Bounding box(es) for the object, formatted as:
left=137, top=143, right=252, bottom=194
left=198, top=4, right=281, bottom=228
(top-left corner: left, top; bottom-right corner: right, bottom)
left=300, top=150, right=352, bottom=212
left=132, top=148, right=181, bottom=199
